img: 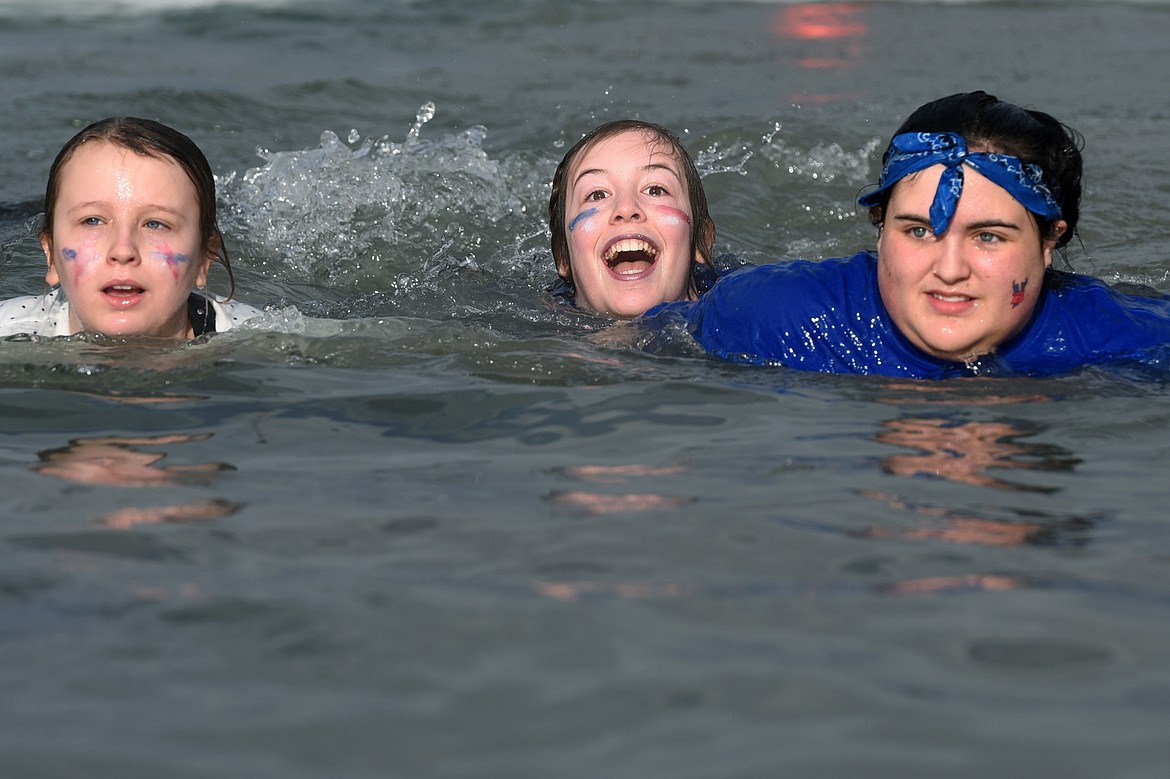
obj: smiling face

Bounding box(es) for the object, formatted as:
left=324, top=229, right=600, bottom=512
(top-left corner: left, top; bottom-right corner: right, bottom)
left=876, top=163, right=1065, bottom=363
left=561, top=129, right=703, bottom=318
left=40, top=141, right=215, bottom=338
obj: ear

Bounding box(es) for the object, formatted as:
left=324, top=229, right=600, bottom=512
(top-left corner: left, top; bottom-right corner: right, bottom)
left=693, top=216, right=716, bottom=265
left=1042, top=219, right=1068, bottom=269
left=42, top=234, right=60, bottom=285
left=554, top=248, right=571, bottom=280
left=198, top=233, right=221, bottom=288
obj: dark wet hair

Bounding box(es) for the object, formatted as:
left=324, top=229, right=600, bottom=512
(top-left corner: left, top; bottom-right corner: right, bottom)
left=40, top=116, right=236, bottom=298
left=866, top=91, right=1083, bottom=249
left=548, top=119, right=716, bottom=291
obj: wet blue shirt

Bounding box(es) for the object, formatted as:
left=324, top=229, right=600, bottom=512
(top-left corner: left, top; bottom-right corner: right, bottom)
left=643, top=251, right=1170, bottom=379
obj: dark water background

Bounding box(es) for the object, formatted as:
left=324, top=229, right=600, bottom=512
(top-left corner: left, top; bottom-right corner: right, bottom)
left=2, top=1, right=1170, bottom=777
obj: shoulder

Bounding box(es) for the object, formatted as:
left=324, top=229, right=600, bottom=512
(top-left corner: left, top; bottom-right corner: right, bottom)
left=696, top=251, right=877, bottom=316
left=1002, top=270, right=1170, bottom=371
left=0, top=291, right=71, bottom=337
left=208, top=297, right=266, bottom=332
left=1040, top=270, right=1170, bottom=322
left=648, top=252, right=891, bottom=366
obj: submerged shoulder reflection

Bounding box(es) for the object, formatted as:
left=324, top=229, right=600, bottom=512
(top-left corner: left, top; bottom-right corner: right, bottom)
left=32, top=433, right=241, bottom=529
left=34, top=433, right=234, bottom=487
left=862, top=415, right=1096, bottom=549
left=875, top=416, right=1079, bottom=492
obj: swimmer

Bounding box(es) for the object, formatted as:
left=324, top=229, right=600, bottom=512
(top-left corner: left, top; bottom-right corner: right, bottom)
left=0, top=116, right=262, bottom=338
left=646, top=91, right=1170, bottom=378
left=548, top=120, right=716, bottom=318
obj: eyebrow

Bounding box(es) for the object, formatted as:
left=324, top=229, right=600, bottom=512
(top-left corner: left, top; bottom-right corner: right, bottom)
left=66, top=201, right=188, bottom=217
left=572, top=162, right=682, bottom=188
left=890, top=212, right=1022, bottom=232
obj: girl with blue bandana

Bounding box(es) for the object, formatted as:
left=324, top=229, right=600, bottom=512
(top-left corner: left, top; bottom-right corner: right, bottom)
left=644, top=91, right=1170, bottom=378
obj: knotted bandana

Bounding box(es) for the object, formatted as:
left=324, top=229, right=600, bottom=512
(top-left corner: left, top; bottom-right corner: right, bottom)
left=858, top=131, right=1062, bottom=235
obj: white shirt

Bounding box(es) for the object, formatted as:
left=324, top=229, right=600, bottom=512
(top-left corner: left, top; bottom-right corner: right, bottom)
left=0, top=288, right=264, bottom=338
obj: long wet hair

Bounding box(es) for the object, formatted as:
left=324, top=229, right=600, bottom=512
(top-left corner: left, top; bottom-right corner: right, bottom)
left=548, top=119, right=716, bottom=291
left=40, top=116, right=236, bottom=298
left=865, top=91, right=1084, bottom=250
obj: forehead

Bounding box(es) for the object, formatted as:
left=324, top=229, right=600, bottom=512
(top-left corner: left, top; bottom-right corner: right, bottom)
left=569, top=129, right=686, bottom=182
left=889, top=163, right=1027, bottom=212
left=58, top=141, right=193, bottom=197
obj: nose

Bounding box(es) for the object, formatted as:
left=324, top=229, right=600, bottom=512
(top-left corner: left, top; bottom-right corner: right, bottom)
left=932, top=234, right=971, bottom=285
left=107, top=222, right=141, bottom=266
left=610, top=190, right=643, bottom=223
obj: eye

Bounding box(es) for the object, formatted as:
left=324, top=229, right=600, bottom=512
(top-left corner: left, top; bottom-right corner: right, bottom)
left=584, top=189, right=608, bottom=202
left=645, top=184, right=668, bottom=197
left=908, top=225, right=929, bottom=239
left=144, top=219, right=169, bottom=230
left=975, top=231, right=1000, bottom=244
left=81, top=216, right=103, bottom=227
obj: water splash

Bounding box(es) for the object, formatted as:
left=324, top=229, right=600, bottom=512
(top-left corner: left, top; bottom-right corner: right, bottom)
left=219, top=102, right=546, bottom=299
left=405, top=101, right=436, bottom=144
left=694, top=139, right=755, bottom=177
left=760, top=133, right=882, bottom=183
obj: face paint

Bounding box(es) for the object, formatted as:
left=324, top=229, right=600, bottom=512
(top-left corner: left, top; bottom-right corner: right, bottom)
left=656, top=205, right=692, bottom=226
left=59, top=246, right=87, bottom=282
left=1011, top=279, right=1028, bottom=307
left=151, top=245, right=190, bottom=281
left=568, top=207, right=599, bottom=232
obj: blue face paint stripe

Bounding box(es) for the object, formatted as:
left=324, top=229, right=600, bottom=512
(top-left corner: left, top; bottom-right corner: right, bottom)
left=568, top=207, right=599, bottom=232
left=62, top=248, right=78, bottom=260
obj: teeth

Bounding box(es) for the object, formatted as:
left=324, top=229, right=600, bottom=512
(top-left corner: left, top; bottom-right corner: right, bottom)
left=604, top=239, right=657, bottom=263
left=933, top=293, right=969, bottom=302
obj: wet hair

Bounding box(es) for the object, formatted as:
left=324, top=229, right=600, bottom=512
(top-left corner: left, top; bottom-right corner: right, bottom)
left=548, top=119, right=716, bottom=291
left=866, top=91, right=1083, bottom=249
left=40, top=116, right=236, bottom=298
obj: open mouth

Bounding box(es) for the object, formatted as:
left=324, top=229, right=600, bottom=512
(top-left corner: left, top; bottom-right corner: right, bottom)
left=104, top=283, right=146, bottom=300
left=603, top=237, right=659, bottom=274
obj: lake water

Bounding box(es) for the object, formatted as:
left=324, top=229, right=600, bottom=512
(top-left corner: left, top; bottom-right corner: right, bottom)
left=3, top=1, right=1170, bottom=777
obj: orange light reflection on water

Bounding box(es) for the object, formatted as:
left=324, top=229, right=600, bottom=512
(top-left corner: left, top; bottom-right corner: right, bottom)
left=775, top=2, right=868, bottom=81
left=777, top=3, right=868, bottom=41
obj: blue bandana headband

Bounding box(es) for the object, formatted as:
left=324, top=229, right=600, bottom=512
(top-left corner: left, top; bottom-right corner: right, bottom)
left=858, top=131, right=1062, bottom=235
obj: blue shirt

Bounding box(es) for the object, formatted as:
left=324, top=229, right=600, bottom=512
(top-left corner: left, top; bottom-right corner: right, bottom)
left=644, top=251, right=1170, bottom=379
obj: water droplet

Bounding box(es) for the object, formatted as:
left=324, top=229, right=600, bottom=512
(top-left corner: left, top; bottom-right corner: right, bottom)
left=418, top=101, right=436, bottom=122
left=407, top=101, right=437, bottom=142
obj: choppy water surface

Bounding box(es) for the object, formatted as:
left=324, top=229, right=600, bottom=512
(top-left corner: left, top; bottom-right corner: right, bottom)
left=2, top=1, right=1170, bottom=777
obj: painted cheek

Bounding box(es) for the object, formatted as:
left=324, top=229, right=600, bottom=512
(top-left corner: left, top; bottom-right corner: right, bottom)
left=60, top=246, right=97, bottom=282
left=568, top=207, right=600, bottom=233
left=1010, top=278, right=1029, bottom=308
left=151, top=244, right=190, bottom=281
left=60, top=247, right=81, bottom=282
left=656, top=205, right=692, bottom=226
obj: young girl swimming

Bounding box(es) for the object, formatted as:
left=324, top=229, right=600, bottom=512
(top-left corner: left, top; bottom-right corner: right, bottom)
left=645, top=91, right=1170, bottom=378
left=0, top=116, right=262, bottom=339
left=547, top=119, right=717, bottom=318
